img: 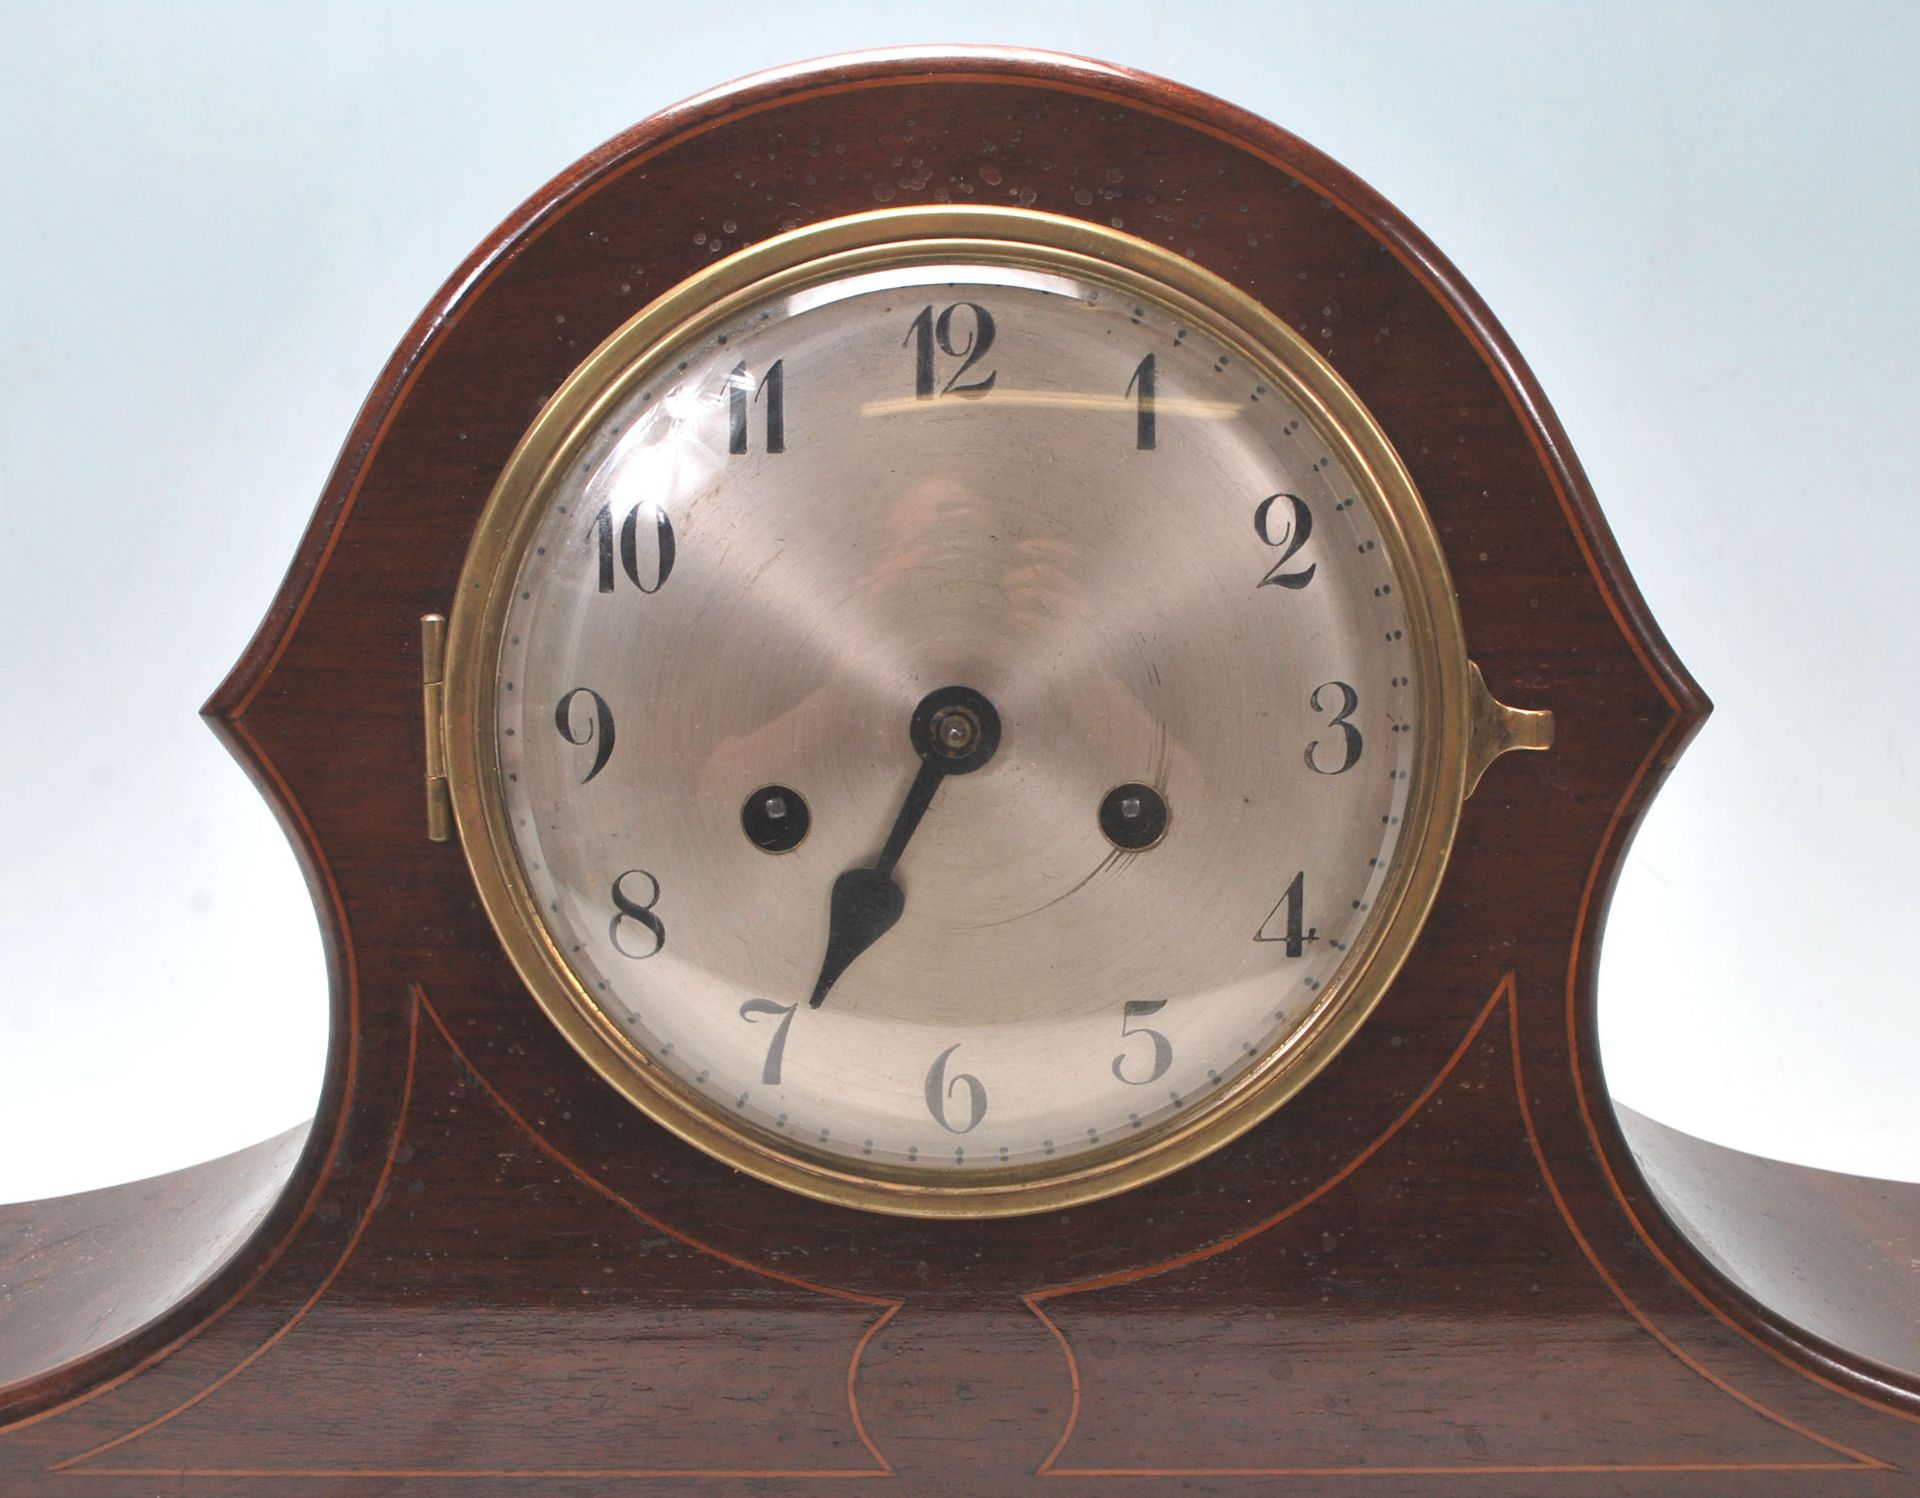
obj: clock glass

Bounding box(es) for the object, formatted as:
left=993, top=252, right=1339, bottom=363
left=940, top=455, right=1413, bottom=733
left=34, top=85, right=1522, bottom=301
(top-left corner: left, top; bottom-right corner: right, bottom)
left=446, top=208, right=1469, bottom=1216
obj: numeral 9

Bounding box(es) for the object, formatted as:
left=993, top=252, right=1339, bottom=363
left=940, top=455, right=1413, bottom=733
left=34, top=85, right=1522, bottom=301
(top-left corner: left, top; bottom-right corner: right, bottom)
left=554, top=687, right=615, bottom=782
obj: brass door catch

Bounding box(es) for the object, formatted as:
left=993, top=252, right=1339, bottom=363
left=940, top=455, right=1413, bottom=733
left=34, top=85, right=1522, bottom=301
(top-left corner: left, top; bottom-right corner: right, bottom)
left=1466, top=662, right=1554, bottom=797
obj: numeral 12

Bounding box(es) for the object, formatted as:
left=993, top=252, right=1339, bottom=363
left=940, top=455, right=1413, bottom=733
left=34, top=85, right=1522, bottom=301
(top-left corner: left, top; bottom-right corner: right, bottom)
left=906, top=303, right=997, bottom=397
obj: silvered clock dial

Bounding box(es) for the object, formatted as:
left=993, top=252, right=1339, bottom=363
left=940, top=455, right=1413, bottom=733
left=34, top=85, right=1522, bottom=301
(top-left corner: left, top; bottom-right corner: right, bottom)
left=441, top=206, right=1548, bottom=1216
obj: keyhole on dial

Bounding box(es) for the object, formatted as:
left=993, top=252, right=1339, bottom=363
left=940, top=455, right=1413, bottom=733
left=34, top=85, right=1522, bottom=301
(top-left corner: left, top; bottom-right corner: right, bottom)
left=742, top=784, right=810, bottom=852
left=1099, top=782, right=1169, bottom=850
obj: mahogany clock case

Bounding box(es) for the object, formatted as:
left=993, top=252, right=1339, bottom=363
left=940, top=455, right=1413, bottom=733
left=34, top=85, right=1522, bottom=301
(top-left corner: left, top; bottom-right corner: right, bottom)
left=3, top=46, right=1917, bottom=1496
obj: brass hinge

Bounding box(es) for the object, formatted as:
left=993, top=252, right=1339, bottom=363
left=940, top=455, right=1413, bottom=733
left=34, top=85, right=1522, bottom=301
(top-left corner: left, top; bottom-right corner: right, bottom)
left=421, top=614, right=452, bottom=842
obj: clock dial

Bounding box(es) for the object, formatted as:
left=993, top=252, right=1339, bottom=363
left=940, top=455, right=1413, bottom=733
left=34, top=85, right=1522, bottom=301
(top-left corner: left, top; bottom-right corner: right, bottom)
left=450, top=209, right=1469, bottom=1214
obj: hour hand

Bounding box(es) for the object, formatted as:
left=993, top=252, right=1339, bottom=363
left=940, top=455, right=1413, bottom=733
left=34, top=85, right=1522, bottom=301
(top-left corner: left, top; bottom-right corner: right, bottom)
left=805, top=686, right=1001, bottom=1009
left=808, top=867, right=908, bottom=1008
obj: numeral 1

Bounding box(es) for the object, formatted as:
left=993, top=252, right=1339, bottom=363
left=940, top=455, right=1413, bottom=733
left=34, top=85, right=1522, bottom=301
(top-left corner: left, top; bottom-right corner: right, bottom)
left=1127, top=353, right=1156, bottom=449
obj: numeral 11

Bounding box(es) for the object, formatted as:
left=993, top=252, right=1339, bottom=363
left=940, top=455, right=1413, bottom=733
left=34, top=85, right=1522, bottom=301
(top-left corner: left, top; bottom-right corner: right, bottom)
left=727, top=359, right=785, bottom=454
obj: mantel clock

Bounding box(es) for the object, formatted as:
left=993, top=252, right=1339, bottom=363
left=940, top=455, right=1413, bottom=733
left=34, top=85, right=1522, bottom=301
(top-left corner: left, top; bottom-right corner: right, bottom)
left=4, top=48, right=1916, bottom=1497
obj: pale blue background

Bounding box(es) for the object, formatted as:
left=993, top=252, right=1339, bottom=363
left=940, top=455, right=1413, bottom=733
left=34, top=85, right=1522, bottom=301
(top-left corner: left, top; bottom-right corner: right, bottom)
left=2, top=1, right=1915, bottom=1200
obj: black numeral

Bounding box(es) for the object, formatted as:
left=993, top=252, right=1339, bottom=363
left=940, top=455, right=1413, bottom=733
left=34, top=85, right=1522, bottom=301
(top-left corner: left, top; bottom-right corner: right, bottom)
left=1306, top=681, right=1363, bottom=775
left=1111, top=998, right=1172, bottom=1085
left=1254, top=493, right=1316, bottom=589
left=727, top=359, right=785, bottom=454
left=554, top=687, right=615, bottom=783
left=906, top=303, right=997, bottom=398
left=1255, top=871, right=1317, bottom=956
left=608, top=869, right=665, bottom=959
left=592, top=502, right=675, bottom=594
left=1127, top=353, right=1156, bottom=449
left=739, top=999, right=798, bottom=1085
left=924, top=1043, right=987, bottom=1134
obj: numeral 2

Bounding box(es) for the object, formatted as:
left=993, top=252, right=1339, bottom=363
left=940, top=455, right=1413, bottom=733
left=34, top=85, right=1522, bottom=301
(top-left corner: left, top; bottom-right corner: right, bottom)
left=1253, top=492, right=1315, bottom=589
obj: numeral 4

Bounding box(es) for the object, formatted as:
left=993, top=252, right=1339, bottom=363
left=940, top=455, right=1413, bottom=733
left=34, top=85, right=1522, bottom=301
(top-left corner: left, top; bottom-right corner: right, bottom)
left=1255, top=871, right=1316, bottom=957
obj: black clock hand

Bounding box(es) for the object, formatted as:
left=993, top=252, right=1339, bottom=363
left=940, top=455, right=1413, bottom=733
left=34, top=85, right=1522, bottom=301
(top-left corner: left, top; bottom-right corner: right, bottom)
left=807, top=685, right=1001, bottom=1010
left=807, top=755, right=945, bottom=1009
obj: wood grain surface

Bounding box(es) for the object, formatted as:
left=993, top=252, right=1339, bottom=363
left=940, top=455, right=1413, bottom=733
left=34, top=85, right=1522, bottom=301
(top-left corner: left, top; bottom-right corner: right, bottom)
left=1617, top=1105, right=1920, bottom=1385
left=2, top=47, right=1913, bottom=1494
left=0, top=1126, right=309, bottom=1391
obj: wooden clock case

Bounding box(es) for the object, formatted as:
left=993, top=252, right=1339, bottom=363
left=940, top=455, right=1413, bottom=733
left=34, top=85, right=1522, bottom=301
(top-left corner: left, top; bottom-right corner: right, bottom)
left=3, top=47, right=1917, bottom=1495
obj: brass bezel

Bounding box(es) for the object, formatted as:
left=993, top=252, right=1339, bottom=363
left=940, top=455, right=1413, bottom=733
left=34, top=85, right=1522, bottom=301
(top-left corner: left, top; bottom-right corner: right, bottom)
left=444, top=206, right=1471, bottom=1219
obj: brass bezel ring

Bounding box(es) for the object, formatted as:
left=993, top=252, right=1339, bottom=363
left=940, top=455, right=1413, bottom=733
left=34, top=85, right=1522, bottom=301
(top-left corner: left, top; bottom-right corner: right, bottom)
left=444, top=206, right=1471, bottom=1219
